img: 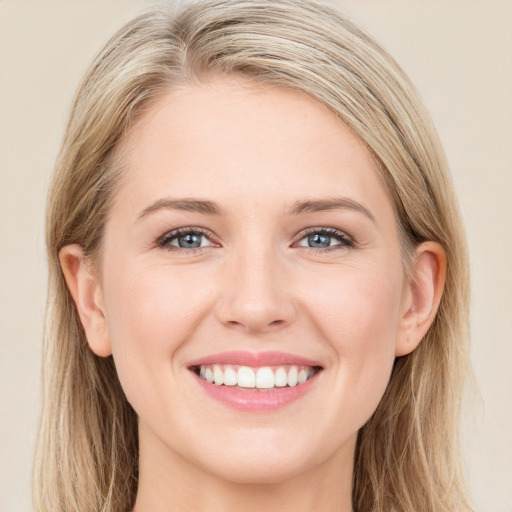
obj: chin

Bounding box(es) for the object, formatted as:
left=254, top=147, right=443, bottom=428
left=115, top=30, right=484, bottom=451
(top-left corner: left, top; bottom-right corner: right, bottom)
left=194, top=436, right=324, bottom=485
left=206, top=456, right=311, bottom=485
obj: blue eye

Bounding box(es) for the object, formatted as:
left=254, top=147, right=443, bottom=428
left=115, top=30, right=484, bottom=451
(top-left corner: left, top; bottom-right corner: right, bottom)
left=174, top=233, right=206, bottom=248
left=157, top=228, right=214, bottom=251
left=296, top=228, right=354, bottom=251
left=157, top=226, right=354, bottom=254
left=306, top=233, right=334, bottom=248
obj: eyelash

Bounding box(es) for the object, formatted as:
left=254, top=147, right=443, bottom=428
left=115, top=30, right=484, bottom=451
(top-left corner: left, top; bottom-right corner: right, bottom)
left=295, top=227, right=355, bottom=253
left=156, top=226, right=355, bottom=254
left=156, top=227, right=216, bottom=254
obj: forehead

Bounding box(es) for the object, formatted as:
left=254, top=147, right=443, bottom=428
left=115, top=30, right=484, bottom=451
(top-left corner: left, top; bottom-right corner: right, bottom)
left=112, top=76, right=394, bottom=221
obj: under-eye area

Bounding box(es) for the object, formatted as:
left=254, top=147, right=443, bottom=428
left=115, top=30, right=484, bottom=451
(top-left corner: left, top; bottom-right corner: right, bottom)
left=190, top=364, right=323, bottom=390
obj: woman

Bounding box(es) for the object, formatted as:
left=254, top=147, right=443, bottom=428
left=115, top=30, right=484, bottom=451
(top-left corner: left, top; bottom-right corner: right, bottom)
left=33, top=0, right=472, bottom=510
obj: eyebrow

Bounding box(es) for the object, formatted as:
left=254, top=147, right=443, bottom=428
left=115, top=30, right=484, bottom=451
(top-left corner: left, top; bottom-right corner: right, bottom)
left=138, top=198, right=223, bottom=218
left=289, top=197, right=375, bottom=222
left=137, top=196, right=375, bottom=222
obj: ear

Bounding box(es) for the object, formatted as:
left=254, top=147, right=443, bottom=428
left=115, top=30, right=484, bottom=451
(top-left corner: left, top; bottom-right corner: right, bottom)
left=395, top=241, right=447, bottom=357
left=59, top=244, right=112, bottom=357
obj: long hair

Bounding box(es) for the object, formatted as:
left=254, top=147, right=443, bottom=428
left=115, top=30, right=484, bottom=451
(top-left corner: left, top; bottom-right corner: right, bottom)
left=33, top=1, right=472, bottom=510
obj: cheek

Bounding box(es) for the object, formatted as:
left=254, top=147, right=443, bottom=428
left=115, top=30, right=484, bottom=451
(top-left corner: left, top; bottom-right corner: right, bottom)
left=104, top=261, right=211, bottom=345
left=299, top=259, right=404, bottom=410
left=302, top=259, right=403, bottom=344
left=101, top=261, right=216, bottom=404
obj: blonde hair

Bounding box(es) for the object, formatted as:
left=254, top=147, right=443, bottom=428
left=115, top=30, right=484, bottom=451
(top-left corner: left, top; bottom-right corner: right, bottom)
left=34, top=1, right=472, bottom=510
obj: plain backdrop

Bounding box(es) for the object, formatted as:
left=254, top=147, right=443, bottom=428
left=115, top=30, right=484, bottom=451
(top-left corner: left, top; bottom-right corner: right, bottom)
left=1, top=1, right=511, bottom=511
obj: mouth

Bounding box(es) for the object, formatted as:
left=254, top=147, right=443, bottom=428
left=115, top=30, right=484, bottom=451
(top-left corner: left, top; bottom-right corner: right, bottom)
left=187, top=351, right=324, bottom=411
left=190, top=364, right=322, bottom=391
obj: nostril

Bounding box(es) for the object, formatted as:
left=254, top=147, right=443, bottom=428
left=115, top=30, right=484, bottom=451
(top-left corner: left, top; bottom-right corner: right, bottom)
left=213, top=275, right=296, bottom=333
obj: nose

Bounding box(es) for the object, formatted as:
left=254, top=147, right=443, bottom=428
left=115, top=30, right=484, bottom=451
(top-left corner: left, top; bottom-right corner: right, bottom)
left=214, top=244, right=296, bottom=335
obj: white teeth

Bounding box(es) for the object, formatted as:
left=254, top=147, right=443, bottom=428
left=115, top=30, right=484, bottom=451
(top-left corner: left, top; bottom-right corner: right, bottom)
left=223, top=366, right=237, bottom=386
left=256, top=367, right=274, bottom=389
left=237, top=366, right=256, bottom=388
left=297, top=369, right=308, bottom=384
left=287, top=366, right=298, bottom=387
left=274, top=367, right=288, bottom=387
left=213, top=365, right=224, bottom=385
left=197, top=364, right=318, bottom=389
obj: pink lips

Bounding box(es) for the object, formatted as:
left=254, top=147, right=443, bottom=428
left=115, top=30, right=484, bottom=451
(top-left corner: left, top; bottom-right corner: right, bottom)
left=188, top=350, right=323, bottom=412
left=188, top=350, right=321, bottom=368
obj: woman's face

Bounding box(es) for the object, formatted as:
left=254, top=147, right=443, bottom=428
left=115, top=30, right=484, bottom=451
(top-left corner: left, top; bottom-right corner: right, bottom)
left=93, top=77, right=414, bottom=483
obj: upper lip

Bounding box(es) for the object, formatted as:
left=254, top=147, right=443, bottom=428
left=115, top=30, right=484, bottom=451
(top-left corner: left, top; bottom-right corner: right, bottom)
left=187, top=350, right=322, bottom=368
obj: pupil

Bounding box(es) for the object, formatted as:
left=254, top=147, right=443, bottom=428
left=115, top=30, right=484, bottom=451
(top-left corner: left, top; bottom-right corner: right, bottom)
left=179, top=233, right=202, bottom=248
left=308, top=233, right=330, bottom=248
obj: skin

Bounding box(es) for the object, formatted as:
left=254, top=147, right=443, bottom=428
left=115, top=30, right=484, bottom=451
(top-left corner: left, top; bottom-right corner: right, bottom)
left=60, top=76, right=446, bottom=512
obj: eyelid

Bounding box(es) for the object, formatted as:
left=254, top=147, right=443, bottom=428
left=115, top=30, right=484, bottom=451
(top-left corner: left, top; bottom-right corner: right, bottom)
left=292, top=226, right=355, bottom=251
left=156, top=226, right=219, bottom=251
left=155, top=225, right=355, bottom=253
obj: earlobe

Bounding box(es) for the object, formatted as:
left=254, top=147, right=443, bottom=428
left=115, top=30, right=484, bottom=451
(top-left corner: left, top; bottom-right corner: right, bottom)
left=395, top=241, right=447, bottom=357
left=59, top=244, right=112, bottom=357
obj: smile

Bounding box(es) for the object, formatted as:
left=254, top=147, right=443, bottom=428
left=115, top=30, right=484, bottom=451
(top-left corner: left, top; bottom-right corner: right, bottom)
left=187, top=351, right=323, bottom=411
left=193, top=364, right=320, bottom=390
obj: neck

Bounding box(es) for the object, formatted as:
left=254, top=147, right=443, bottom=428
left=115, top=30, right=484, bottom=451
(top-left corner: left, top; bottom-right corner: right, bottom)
left=133, top=423, right=356, bottom=512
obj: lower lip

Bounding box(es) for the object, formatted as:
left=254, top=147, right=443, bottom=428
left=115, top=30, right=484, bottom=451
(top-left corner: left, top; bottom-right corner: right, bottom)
left=192, top=371, right=321, bottom=412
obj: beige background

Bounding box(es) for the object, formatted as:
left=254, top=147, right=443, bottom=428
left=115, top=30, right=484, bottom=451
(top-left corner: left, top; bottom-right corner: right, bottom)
left=1, top=1, right=511, bottom=511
